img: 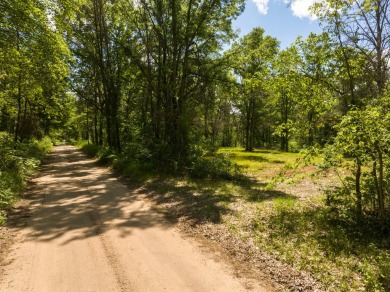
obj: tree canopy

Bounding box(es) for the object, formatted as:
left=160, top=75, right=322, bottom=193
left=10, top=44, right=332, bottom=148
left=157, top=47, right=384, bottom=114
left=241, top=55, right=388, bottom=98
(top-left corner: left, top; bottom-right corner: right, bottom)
left=0, top=0, right=389, bottom=217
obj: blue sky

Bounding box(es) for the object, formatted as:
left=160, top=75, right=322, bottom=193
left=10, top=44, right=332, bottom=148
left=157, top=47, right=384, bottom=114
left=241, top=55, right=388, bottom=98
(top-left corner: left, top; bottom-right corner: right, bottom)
left=233, top=0, right=323, bottom=49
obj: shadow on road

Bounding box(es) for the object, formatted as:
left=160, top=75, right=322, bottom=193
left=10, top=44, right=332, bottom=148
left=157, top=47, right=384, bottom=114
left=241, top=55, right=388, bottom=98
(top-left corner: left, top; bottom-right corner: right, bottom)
left=11, top=146, right=169, bottom=245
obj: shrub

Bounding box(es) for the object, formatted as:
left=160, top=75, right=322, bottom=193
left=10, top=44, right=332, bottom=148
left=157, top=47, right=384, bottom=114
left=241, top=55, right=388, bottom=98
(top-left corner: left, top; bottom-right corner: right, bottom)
left=0, top=133, right=52, bottom=223
left=322, top=106, right=390, bottom=220
left=78, top=141, right=100, bottom=157
left=188, top=154, right=241, bottom=180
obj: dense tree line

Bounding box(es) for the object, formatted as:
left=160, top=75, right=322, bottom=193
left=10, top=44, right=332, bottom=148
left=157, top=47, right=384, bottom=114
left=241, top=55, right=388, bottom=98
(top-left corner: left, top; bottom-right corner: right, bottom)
left=1, top=0, right=389, bottom=217
left=0, top=0, right=71, bottom=142
left=51, top=0, right=244, bottom=171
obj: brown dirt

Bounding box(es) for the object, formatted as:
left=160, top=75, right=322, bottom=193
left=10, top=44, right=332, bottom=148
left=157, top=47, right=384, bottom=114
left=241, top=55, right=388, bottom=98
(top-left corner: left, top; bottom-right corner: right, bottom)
left=0, top=145, right=276, bottom=292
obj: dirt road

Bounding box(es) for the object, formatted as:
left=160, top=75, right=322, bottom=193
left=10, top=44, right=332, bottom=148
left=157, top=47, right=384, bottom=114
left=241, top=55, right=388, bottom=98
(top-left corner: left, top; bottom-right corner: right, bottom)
left=0, top=145, right=271, bottom=292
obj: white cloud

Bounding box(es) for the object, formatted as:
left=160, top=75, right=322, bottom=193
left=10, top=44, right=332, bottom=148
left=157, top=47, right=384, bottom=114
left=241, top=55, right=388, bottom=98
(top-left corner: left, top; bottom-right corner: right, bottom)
left=252, top=0, right=270, bottom=15
left=251, top=0, right=321, bottom=19
left=289, top=0, right=319, bottom=20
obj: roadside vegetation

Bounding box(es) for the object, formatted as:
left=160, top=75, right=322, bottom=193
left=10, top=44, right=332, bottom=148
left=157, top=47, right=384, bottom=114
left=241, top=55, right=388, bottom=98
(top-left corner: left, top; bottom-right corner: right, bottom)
left=78, top=142, right=390, bottom=291
left=0, top=133, right=52, bottom=224
left=221, top=150, right=390, bottom=291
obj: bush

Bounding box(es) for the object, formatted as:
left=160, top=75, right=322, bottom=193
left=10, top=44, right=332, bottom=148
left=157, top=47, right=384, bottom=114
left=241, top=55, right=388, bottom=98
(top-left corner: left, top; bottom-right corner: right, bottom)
left=188, top=154, right=241, bottom=180
left=322, top=106, right=390, bottom=220
left=78, top=141, right=100, bottom=157
left=0, top=132, right=53, bottom=222
left=78, top=141, right=118, bottom=164
left=77, top=141, right=242, bottom=180
left=77, top=141, right=155, bottom=180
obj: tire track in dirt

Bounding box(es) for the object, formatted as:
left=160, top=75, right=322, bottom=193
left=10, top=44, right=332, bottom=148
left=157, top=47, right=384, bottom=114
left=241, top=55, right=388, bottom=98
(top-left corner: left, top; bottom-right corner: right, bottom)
left=87, top=209, right=132, bottom=292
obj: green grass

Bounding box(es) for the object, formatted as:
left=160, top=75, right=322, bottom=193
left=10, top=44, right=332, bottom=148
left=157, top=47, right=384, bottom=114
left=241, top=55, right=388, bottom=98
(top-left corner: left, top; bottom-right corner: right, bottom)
left=218, top=147, right=390, bottom=290
left=218, top=147, right=299, bottom=175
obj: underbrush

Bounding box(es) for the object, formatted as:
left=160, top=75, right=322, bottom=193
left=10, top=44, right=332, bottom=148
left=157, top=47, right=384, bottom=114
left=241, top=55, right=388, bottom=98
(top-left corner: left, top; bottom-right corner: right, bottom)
left=77, top=141, right=242, bottom=181
left=219, top=147, right=390, bottom=290
left=251, top=198, right=390, bottom=290
left=78, top=141, right=155, bottom=180
left=0, top=133, right=52, bottom=223
left=188, top=154, right=241, bottom=180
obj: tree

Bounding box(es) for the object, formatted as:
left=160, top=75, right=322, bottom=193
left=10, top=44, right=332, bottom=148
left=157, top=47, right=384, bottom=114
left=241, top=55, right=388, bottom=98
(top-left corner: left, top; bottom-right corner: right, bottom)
left=120, top=0, right=245, bottom=168
left=312, top=0, right=390, bottom=221
left=294, top=33, right=336, bottom=147
left=64, top=0, right=126, bottom=152
left=0, top=0, right=70, bottom=142
left=272, top=46, right=300, bottom=152
left=230, top=28, right=279, bottom=151
left=325, top=101, right=390, bottom=219
left=315, top=0, right=390, bottom=96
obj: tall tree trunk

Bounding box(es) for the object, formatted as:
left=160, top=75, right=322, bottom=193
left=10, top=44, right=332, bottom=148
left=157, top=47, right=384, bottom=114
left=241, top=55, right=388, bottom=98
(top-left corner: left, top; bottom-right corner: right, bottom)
left=375, top=142, right=385, bottom=218
left=245, top=101, right=251, bottom=151
left=14, top=73, right=22, bottom=144
left=356, top=161, right=362, bottom=218
left=14, top=31, right=21, bottom=144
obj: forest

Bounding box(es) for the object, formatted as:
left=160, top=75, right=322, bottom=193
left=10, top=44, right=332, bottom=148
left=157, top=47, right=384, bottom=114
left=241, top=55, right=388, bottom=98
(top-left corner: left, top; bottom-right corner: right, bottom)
left=0, top=0, right=389, bottom=290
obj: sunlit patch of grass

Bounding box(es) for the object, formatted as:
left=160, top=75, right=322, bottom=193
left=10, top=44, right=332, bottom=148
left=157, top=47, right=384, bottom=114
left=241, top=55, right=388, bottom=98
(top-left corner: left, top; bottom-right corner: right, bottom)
left=205, top=148, right=390, bottom=290
left=250, top=197, right=390, bottom=290
left=218, top=147, right=308, bottom=181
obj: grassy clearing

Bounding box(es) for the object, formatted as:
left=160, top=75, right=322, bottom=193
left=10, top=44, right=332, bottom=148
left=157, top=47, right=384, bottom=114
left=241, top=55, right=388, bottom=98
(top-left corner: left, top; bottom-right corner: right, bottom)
left=79, top=143, right=389, bottom=290
left=0, top=133, right=53, bottom=224
left=217, top=148, right=390, bottom=291
left=223, top=148, right=390, bottom=290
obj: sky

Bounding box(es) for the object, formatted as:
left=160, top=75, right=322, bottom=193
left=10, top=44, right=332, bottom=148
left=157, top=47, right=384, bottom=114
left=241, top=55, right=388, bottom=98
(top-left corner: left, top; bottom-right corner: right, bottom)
left=233, top=0, right=323, bottom=49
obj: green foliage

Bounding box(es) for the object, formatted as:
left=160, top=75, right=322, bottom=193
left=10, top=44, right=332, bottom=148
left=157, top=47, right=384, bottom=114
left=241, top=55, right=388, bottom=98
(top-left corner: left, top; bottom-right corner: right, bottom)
left=78, top=140, right=154, bottom=180
left=64, top=0, right=246, bottom=167
left=79, top=141, right=241, bottom=180
left=229, top=28, right=280, bottom=151
left=322, top=105, right=390, bottom=219
left=254, top=200, right=390, bottom=290
left=78, top=141, right=100, bottom=157
left=22, top=137, right=53, bottom=161
left=0, top=132, right=52, bottom=222
left=188, top=154, right=241, bottom=180
left=78, top=142, right=116, bottom=164
left=0, top=0, right=70, bottom=143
